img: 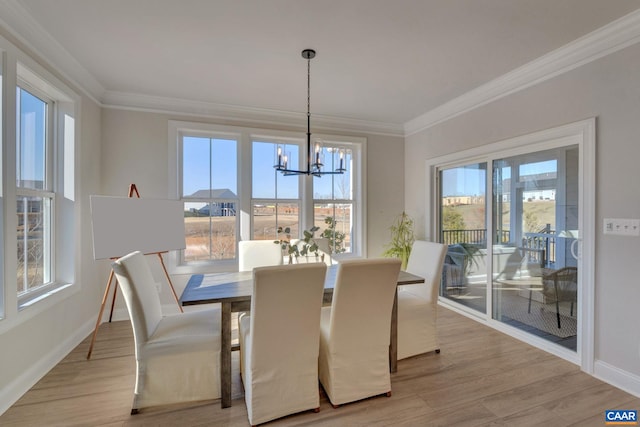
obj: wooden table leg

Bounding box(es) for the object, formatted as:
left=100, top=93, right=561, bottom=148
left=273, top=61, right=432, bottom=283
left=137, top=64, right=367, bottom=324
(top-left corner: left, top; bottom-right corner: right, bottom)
left=389, top=289, right=398, bottom=373
left=221, top=302, right=232, bottom=408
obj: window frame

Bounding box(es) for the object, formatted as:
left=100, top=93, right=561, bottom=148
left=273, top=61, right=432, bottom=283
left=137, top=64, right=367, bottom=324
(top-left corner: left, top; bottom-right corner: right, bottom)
left=176, top=129, right=241, bottom=269
left=312, top=140, right=361, bottom=257
left=0, top=34, right=80, bottom=329
left=168, top=120, right=366, bottom=274
left=15, top=84, right=56, bottom=300
left=250, top=137, right=302, bottom=242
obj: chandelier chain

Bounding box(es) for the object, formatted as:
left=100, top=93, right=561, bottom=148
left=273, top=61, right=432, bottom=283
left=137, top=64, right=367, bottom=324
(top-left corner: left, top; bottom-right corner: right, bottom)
left=307, top=54, right=311, bottom=120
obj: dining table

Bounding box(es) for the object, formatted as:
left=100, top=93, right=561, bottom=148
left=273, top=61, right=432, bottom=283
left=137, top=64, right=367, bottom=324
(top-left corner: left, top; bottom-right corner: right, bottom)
left=179, top=263, right=424, bottom=408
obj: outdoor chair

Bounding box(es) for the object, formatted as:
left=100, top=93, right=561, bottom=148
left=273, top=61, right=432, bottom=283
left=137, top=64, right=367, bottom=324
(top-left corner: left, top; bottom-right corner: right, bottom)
left=528, top=266, right=577, bottom=328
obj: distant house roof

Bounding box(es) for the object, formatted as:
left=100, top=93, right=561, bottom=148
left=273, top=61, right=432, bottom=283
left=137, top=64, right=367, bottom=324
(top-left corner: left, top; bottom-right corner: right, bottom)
left=186, top=188, right=237, bottom=199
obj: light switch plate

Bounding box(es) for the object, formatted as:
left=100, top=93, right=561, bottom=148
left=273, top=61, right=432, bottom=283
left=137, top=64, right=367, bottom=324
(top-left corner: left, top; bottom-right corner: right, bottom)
left=603, top=218, right=640, bottom=236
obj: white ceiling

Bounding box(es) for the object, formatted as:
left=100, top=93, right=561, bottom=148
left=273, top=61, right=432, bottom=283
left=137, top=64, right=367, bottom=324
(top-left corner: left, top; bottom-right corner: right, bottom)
left=8, top=0, right=640, bottom=130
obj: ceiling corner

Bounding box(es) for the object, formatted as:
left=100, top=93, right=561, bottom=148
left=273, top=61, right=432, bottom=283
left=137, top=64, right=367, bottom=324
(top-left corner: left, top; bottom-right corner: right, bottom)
left=0, top=0, right=106, bottom=103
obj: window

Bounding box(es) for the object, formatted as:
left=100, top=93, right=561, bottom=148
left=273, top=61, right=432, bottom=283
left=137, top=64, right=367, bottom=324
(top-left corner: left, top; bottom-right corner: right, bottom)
left=181, top=136, right=238, bottom=262
left=12, top=62, right=76, bottom=310
left=0, top=54, right=4, bottom=315
left=0, top=42, right=77, bottom=325
left=16, top=87, right=53, bottom=295
left=313, top=145, right=355, bottom=254
left=252, top=140, right=300, bottom=240
left=169, top=121, right=365, bottom=271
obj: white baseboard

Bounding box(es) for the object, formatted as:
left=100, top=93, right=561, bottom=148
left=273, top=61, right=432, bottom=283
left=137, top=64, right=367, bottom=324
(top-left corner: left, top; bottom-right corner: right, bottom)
left=0, top=317, right=96, bottom=415
left=594, top=360, right=640, bottom=398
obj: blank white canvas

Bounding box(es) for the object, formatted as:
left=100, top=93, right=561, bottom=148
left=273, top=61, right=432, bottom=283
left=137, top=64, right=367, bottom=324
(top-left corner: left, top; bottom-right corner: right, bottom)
left=90, top=196, right=185, bottom=260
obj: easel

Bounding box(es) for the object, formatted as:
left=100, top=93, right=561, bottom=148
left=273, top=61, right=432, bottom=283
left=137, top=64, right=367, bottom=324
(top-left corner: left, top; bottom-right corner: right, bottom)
left=86, top=184, right=183, bottom=359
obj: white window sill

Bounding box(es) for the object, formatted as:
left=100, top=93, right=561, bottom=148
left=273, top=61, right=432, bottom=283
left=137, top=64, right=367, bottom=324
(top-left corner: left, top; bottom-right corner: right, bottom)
left=18, top=283, right=74, bottom=310
left=0, top=283, right=78, bottom=335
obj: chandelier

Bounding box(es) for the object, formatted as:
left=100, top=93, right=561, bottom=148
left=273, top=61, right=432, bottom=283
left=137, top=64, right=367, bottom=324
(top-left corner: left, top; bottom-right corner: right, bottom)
left=274, top=49, right=346, bottom=177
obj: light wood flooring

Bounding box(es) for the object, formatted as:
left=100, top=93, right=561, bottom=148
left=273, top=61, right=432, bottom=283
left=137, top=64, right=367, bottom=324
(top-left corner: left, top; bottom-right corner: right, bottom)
left=2, top=307, right=639, bottom=426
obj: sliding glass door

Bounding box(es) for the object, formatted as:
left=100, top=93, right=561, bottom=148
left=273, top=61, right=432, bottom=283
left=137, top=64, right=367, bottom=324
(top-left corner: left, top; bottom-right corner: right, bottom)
left=491, top=146, right=579, bottom=350
left=438, top=162, right=487, bottom=314
left=436, top=141, right=582, bottom=353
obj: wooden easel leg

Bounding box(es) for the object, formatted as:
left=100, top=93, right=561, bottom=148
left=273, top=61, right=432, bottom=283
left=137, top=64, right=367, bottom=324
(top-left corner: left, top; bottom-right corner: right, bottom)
left=108, top=275, right=118, bottom=322
left=157, top=252, right=183, bottom=313
left=87, top=269, right=115, bottom=360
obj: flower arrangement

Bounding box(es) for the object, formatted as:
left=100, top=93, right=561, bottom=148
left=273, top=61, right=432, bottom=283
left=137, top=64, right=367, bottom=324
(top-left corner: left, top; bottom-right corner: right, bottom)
left=274, top=215, right=346, bottom=264
left=275, top=225, right=322, bottom=264
left=320, top=216, right=346, bottom=255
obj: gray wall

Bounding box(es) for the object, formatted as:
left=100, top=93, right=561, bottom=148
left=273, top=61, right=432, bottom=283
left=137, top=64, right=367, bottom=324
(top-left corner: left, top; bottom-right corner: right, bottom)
left=405, top=42, right=640, bottom=380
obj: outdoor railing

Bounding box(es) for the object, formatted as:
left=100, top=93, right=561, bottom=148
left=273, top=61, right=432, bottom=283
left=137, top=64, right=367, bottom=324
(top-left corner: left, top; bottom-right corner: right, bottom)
left=441, top=229, right=510, bottom=245
left=522, top=230, right=556, bottom=267
left=441, top=227, right=556, bottom=267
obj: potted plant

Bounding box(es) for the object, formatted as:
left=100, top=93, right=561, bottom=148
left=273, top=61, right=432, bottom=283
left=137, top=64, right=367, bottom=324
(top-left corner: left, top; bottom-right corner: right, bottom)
left=382, top=211, right=415, bottom=269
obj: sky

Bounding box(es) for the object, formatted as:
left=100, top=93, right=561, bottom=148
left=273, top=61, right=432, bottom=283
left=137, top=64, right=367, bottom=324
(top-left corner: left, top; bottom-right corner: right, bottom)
left=17, top=87, right=46, bottom=184
left=442, top=159, right=557, bottom=197
left=182, top=136, right=352, bottom=202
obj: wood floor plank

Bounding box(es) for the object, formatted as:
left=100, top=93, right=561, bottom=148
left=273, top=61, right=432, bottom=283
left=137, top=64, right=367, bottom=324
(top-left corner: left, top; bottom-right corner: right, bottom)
left=544, top=382, right=640, bottom=424
left=479, top=369, right=600, bottom=418
left=1, top=307, right=637, bottom=426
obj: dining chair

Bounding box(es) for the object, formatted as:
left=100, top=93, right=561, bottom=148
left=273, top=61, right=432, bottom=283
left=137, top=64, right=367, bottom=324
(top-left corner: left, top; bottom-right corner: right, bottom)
left=111, top=251, right=221, bottom=414
left=238, top=239, right=284, bottom=271
left=318, top=258, right=401, bottom=407
left=238, top=263, right=327, bottom=426
left=397, top=240, right=447, bottom=359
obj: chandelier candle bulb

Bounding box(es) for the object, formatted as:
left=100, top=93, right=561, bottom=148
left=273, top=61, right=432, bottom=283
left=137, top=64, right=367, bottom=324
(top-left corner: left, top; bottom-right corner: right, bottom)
left=276, top=146, right=283, bottom=169
left=314, top=142, right=322, bottom=168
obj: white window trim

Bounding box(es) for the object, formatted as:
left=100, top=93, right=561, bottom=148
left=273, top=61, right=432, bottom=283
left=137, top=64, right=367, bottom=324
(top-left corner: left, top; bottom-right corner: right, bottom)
left=15, top=84, right=56, bottom=301
left=168, top=120, right=366, bottom=273
left=426, top=118, right=595, bottom=373
left=0, top=32, right=80, bottom=331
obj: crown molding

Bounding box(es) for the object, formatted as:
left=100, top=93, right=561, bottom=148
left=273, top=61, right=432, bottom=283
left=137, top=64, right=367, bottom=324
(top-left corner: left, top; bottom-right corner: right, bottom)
left=0, top=0, right=105, bottom=104
left=404, top=8, right=640, bottom=136
left=102, top=91, right=404, bottom=137
left=3, top=0, right=639, bottom=138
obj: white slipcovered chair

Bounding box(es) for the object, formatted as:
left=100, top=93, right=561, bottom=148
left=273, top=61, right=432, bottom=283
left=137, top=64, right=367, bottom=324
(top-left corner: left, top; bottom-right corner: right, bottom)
left=397, top=240, right=447, bottom=360
left=111, top=251, right=221, bottom=414
left=238, top=239, right=284, bottom=271
left=318, top=258, right=401, bottom=407
left=238, top=263, right=327, bottom=426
